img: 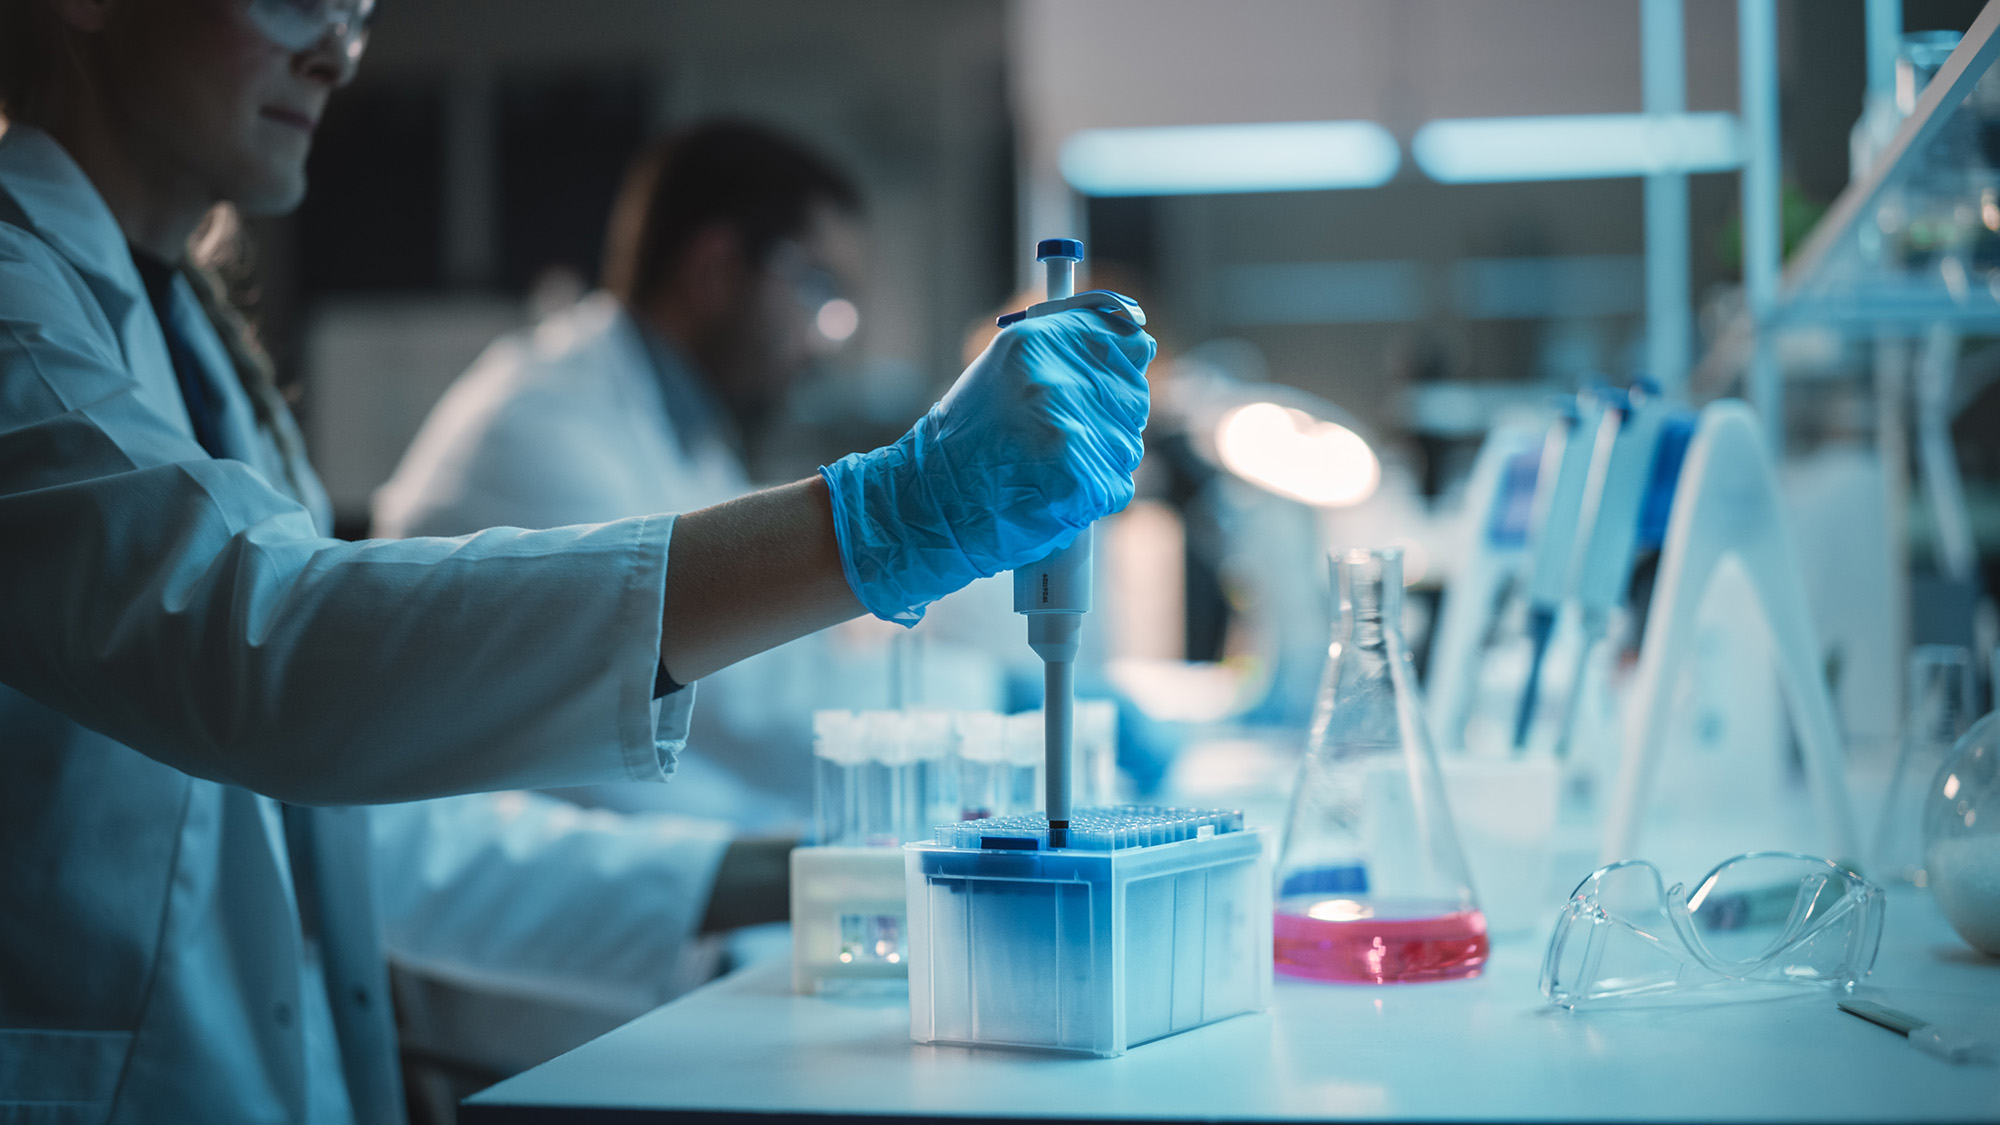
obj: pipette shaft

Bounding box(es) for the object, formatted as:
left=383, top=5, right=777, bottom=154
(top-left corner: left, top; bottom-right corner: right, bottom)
left=1045, top=256, right=1075, bottom=302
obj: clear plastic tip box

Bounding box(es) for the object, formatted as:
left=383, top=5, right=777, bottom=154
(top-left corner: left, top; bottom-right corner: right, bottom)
left=905, top=807, right=1271, bottom=1057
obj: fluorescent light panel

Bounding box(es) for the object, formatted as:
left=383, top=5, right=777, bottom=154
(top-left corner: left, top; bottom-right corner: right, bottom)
left=1212, top=255, right=1644, bottom=325
left=1413, top=112, right=1742, bottom=183
left=1061, top=121, right=1400, bottom=196
left=1218, top=261, right=1427, bottom=324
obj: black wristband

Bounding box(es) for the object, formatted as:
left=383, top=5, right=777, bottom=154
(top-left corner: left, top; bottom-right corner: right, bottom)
left=654, top=656, right=685, bottom=698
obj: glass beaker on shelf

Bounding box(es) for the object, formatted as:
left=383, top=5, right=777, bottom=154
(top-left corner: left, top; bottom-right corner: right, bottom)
left=1274, top=547, right=1488, bottom=983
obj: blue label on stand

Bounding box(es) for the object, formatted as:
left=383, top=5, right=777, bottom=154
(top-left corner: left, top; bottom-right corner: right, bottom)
left=1280, top=864, right=1369, bottom=897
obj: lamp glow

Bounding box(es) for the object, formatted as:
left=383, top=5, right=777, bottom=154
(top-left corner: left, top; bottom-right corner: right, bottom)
left=1061, top=121, right=1400, bottom=197
left=815, top=298, right=859, bottom=343
left=1215, top=402, right=1379, bottom=508
left=1412, top=113, right=1742, bottom=183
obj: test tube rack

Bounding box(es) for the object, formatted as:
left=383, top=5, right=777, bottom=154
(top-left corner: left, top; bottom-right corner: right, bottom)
left=906, top=806, right=1270, bottom=1057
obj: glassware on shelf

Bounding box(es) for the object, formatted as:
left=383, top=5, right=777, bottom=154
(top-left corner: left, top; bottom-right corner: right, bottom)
left=1273, top=547, right=1488, bottom=983
left=1875, top=646, right=1978, bottom=885
left=1812, top=32, right=2000, bottom=319
left=1923, top=711, right=2000, bottom=956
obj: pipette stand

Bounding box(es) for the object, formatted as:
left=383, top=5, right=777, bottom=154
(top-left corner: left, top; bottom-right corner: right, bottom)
left=1601, top=401, right=1863, bottom=864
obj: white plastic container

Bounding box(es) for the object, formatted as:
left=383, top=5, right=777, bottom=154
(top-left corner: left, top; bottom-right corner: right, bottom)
left=905, top=808, right=1270, bottom=1057
left=790, top=846, right=910, bottom=993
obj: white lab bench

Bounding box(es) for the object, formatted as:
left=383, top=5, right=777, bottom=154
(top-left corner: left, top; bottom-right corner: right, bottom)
left=461, top=884, right=1999, bottom=1123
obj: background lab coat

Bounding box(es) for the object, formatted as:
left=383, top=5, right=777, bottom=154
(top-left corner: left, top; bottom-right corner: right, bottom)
left=0, top=124, right=717, bottom=1123
left=376, top=293, right=847, bottom=830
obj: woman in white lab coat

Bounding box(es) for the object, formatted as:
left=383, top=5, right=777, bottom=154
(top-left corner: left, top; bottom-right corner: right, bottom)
left=0, top=2, right=1153, bottom=1121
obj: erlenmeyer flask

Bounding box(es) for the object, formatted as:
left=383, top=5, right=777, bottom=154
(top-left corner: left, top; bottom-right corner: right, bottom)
left=1274, top=547, right=1488, bottom=983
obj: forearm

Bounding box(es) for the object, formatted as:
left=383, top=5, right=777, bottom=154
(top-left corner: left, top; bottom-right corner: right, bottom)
left=660, top=476, right=863, bottom=684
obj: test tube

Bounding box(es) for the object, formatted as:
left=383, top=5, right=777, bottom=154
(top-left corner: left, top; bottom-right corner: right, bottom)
left=904, top=711, right=956, bottom=842
left=1076, top=699, right=1118, bottom=806
left=1003, top=712, right=1046, bottom=817
left=812, top=710, right=865, bottom=845
left=955, top=711, right=1006, bottom=821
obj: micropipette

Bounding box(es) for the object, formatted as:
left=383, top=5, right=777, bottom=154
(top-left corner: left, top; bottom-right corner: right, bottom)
left=1000, top=238, right=1145, bottom=848
left=1544, top=386, right=1684, bottom=763
left=1512, top=391, right=1614, bottom=751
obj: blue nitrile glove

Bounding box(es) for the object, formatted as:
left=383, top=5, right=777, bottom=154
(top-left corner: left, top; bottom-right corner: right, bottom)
left=820, top=308, right=1154, bottom=625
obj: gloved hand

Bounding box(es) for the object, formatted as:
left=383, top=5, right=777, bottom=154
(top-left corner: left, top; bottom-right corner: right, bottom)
left=820, top=308, right=1154, bottom=624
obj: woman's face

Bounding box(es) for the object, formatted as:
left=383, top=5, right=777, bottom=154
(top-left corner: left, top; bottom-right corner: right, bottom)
left=93, top=0, right=355, bottom=216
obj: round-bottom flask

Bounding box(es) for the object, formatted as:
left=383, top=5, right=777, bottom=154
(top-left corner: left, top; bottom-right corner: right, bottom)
left=1924, top=710, right=2000, bottom=956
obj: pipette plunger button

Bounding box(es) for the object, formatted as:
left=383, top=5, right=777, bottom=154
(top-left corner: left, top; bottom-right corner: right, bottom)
left=1036, top=238, right=1084, bottom=261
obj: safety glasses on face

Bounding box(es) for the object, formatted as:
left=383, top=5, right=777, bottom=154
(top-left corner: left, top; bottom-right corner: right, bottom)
left=766, top=240, right=849, bottom=312
left=1539, top=852, right=1884, bottom=1008
left=246, top=0, right=375, bottom=61
left=767, top=240, right=860, bottom=346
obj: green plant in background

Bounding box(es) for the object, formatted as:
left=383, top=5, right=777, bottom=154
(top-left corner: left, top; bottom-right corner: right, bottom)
left=1717, top=184, right=1833, bottom=276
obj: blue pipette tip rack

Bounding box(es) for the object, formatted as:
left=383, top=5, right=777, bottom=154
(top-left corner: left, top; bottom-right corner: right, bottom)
left=906, top=805, right=1270, bottom=1056
left=1036, top=237, right=1084, bottom=261
left=930, top=806, right=1244, bottom=851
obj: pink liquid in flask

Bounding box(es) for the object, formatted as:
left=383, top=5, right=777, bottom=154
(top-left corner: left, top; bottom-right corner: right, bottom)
left=1274, top=897, right=1488, bottom=983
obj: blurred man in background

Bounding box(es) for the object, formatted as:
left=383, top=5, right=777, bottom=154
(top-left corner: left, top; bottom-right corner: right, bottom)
left=376, top=121, right=882, bottom=832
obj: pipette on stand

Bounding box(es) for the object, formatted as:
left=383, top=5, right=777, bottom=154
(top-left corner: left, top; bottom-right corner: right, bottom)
left=1511, top=391, right=1613, bottom=752
left=1547, top=388, right=1690, bottom=766
left=999, top=239, right=1145, bottom=848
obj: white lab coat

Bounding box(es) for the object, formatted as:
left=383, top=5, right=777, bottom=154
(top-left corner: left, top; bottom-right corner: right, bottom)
left=374, top=293, right=838, bottom=828
left=0, top=124, right=720, bottom=1123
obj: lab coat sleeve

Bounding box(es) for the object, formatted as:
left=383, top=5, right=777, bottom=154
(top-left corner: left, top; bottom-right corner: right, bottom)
left=0, top=227, right=689, bottom=805
left=370, top=793, right=733, bottom=989
left=373, top=353, right=653, bottom=539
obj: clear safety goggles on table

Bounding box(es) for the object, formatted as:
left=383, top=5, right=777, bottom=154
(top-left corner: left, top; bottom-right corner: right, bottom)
left=247, top=0, right=375, bottom=61
left=1540, top=852, right=1885, bottom=1008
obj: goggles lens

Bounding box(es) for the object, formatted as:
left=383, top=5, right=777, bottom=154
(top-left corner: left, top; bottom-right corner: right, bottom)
left=1540, top=852, right=1883, bottom=1008
left=768, top=240, right=849, bottom=311
left=247, top=0, right=376, bottom=59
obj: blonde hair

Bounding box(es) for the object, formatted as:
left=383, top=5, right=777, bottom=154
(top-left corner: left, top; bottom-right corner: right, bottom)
left=184, top=204, right=310, bottom=499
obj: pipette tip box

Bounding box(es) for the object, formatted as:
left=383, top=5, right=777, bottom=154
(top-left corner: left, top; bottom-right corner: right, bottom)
left=905, top=807, right=1271, bottom=1057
